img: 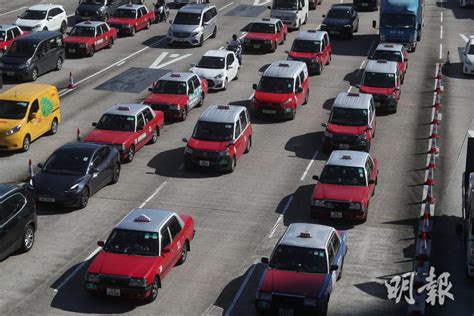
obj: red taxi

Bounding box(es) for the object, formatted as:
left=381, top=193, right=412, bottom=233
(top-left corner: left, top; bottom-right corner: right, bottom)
left=242, top=18, right=287, bottom=52
left=64, top=21, right=117, bottom=57
left=369, top=43, right=408, bottom=83
left=107, top=4, right=155, bottom=36
left=287, top=30, right=332, bottom=75
left=144, top=72, right=208, bottom=121
left=183, top=105, right=252, bottom=173
left=84, top=208, right=195, bottom=302
left=84, top=104, right=164, bottom=163
left=358, top=59, right=401, bottom=114
left=0, top=25, right=27, bottom=53
left=251, top=61, right=309, bottom=120
left=311, top=150, right=378, bottom=222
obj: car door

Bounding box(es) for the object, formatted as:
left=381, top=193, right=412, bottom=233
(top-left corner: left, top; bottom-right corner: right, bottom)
left=369, top=100, right=376, bottom=137
left=226, top=53, right=237, bottom=81
left=159, top=224, right=175, bottom=277
left=320, top=38, right=327, bottom=64
left=330, top=232, right=344, bottom=281
left=42, top=38, right=57, bottom=74
left=88, top=149, right=107, bottom=193
left=48, top=8, right=60, bottom=31
left=365, top=157, right=375, bottom=196
left=135, top=113, right=148, bottom=150
left=239, top=110, right=250, bottom=154
left=94, top=25, right=104, bottom=49
left=326, top=238, right=337, bottom=287
left=167, top=215, right=185, bottom=266
left=233, top=117, right=245, bottom=158
left=191, top=75, right=203, bottom=104
left=187, top=79, right=199, bottom=109
left=0, top=193, right=27, bottom=258
left=101, top=23, right=112, bottom=45
left=295, top=73, right=305, bottom=108
left=5, top=29, right=14, bottom=48
left=25, top=100, right=42, bottom=140
left=141, top=108, right=155, bottom=143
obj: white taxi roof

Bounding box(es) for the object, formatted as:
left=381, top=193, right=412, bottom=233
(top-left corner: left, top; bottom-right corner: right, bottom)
left=106, top=103, right=148, bottom=117
left=375, top=43, right=404, bottom=52
left=159, top=72, right=194, bottom=82
left=118, top=4, right=144, bottom=10
left=117, top=208, right=176, bottom=232
left=327, top=150, right=369, bottom=168
left=199, top=104, right=244, bottom=124
left=333, top=92, right=372, bottom=110
left=264, top=60, right=306, bottom=79
left=28, top=4, right=62, bottom=11
left=0, top=24, right=18, bottom=30
left=75, top=21, right=105, bottom=28
left=255, top=17, right=280, bottom=25
left=295, top=30, right=327, bottom=42
left=203, top=49, right=228, bottom=58
left=365, top=59, right=398, bottom=74
left=279, top=223, right=334, bottom=249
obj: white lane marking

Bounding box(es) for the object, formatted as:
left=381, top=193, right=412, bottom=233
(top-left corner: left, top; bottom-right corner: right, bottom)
left=254, top=0, right=272, bottom=5
left=366, top=41, right=376, bottom=56
left=224, top=258, right=259, bottom=316
left=58, top=37, right=166, bottom=97
left=440, top=25, right=443, bottom=39
left=154, top=53, right=192, bottom=70
left=67, top=14, right=75, bottom=18
left=248, top=92, right=255, bottom=100
left=0, top=6, right=27, bottom=17
left=53, top=181, right=168, bottom=292
left=460, top=34, right=469, bottom=43
left=439, top=43, right=443, bottom=60
left=170, top=53, right=179, bottom=58
left=268, top=195, right=294, bottom=239
left=218, top=2, right=234, bottom=11
left=340, top=0, right=344, bottom=3
left=300, top=150, right=319, bottom=181
left=149, top=52, right=169, bottom=69
left=347, top=86, right=353, bottom=93
left=116, top=60, right=126, bottom=67
left=440, top=12, right=443, bottom=23
left=356, top=59, right=368, bottom=76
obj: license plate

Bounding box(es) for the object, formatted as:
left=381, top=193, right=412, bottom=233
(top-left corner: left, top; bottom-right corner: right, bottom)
left=106, top=288, right=120, bottom=296
left=38, top=197, right=55, bottom=202
left=362, top=3, right=368, bottom=5
left=262, top=109, right=276, bottom=114
left=6, top=71, right=14, bottom=76
left=253, top=44, right=260, bottom=48
left=68, top=48, right=76, bottom=53
left=339, top=144, right=350, bottom=150
left=278, top=308, right=294, bottom=316
left=199, top=160, right=210, bottom=167
left=331, top=212, right=342, bottom=219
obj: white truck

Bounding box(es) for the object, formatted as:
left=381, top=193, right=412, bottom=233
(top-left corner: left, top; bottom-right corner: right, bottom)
left=268, top=0, right=309, bottom=30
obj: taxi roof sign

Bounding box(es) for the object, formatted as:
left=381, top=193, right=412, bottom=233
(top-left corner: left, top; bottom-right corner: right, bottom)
left=262, top=18, right=270, bottom=21
left=341, top=155, right=352, bottom=160
left=308, top=29, right=317, bottom=33
left=376, top=59, right=388, bottom=63
left=134, top=214, right=151, bottom=222
left=170, top=73, right=181, bottom=77
left=347, top=92, right=360, bottom=97
left=298, top=231, right=311, bottom=238
left=217, top=105, right=230, bottom=110
left=278, top=63, right=290, bottom=67
left=117, top=105, right=131, bottom=111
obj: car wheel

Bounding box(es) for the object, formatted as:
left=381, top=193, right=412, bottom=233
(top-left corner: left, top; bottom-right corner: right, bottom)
left=181, top=106, right=188, bottom=121
left=146, top=277, right=159, bottom=302
left=327, top=53, right=332, bottom=65
left=337, top=258, right=344, bottom=280
left=60, top=21, right=67, bottom=34
left=148, top=128, right=159, bottom=144
left=318, top=62, right=323, bottom=75
left=56, top=57, right=63, bottom=71
left=211, top=26, right=217, bottom=38
left=198, top=35, right=204, bottom=47
left=304, top=14, right=308, bottom=24
left=89, top=46, right=95, bottom=57
left=303, top=90, right=309, bottom=105
left=30, top=68, right=38, bottom=81
left=127, top=145, right=135, bottom=163
left=50, top=118, right=58, bottom=135
left=223, top=78, right=228, bottom=91
left=176, top=241, right=188, bottom=265
left=43, top=27, right=48, bottom=31
left=22, top=135, right=31, bottom=152
left=21, top=224, right=35, bottom=252
left=289, top=107, right=296, bottom=120
left=244, top=136, right=251, bottom=153
left=146, top=20, right=151, bottom=29
left=131, top=26, right=136, bottom=36
left=107, top=37, right=114, bottom=48
left=78, top=187, right=90, bottom=209
left=228, top=156, right=236, bottom=173
left=110, top=163, right=121, bottom=184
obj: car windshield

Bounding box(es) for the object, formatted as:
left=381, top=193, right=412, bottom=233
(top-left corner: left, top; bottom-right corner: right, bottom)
left=291, top=39, right=321, bottom=53
left=173, top=12, right=201, bottom=25
left=0, top=100, right=29, bottom=119
left=381, top=13, right=416, bottom=29
left=373, top=50, right=402, bottom=62
left=248, top=23, right=275, bottom=34
left=19, top=10, right=47, bottom=20
left=113, top=8, right=136, bottom=19
left=363, top=71, right=396, bottom=88
left=327, top=8, right=351, bottom=19
left=152, top=80, right=187, bottom=95
left=272, top=0, right=298, bottom=10
left=43, top=148, right=91, bottom=175
left=80, top=0, right=105, bottom=4
left=270, top=245, right=328, bottom=274
left=193, top=121, right=234, bottom=141
left=197, top=56, right=225, bottom=69
left=104, top=228, right=159, bottom=256
left=96, top=114, right=135, bottom=132
left=330, top=107, right=368, bottom=126
left=258, top=76, right=294, bottom=94
left=319, top=164, right=367, bottom=186
left=468, top=45, right=474, bottom=55
left=5, top=40, right=37, bottom=58
left=70, top=26, right=95, bottom=37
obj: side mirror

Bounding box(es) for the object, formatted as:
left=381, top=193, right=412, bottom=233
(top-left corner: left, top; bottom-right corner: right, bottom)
left=97, top=240, right=105, bottom=247
left=66, top=32, right=70, bottom=36
left=312, top=175, right=319, bottom=181
left=228, top=139, right=236, bottom=146
left=162, top=247, right=171, bottom=254
left=297, top=86, right=304, bottom=93
left=148, top=87, right=153, bottom=92
left=182, top=137, right=188, bottom=143
left=321, top=123, right=327, bottom=128
left=367, top=56, right=372, bottom=60
left=37, top=163, right=44, bottom=169
left=394, top=87, right=401, bottom=91
left=267, top=5, right=271, bottom=9
left=92, top=122, right=97, bottom=127
left=322, top=14, right=325, bottom=18
left=284, top=50, right=289, bottom=54
left=138, top=125, right=144, bottom=131
left=252, top=83, right=257, bottom=90
left=372, top=20, right=376, bottom=29
left=190, top=63, right=196, bottom=67
left=29, top=113, right=37, bottom=121
left=355, top=84, right=360, bottom=89
left=330, top=264, right=339, bottom=271
left=47, top=16, right=53, bottom=20
left=368, top=179, right=375, bottom=184
left=203, top=22, right=210, bottom=26
left=227, top=65, right=233, bottom=70
left=455, top=223, right=463, bottom=236
left=261, top=257, right=269, bottom=264
left=169, top=20, right=173, bottom=24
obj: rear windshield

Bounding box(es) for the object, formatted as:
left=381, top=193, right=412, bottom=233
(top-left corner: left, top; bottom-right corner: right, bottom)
left=270, top=245, right=328, bottom=274
left=319, top=165, right=366, bottom=186
left=0, top=100, right=29, bottom=119
left=70, top=26, right=95, bottom=37
left=197, top=56, right=225, bottom=69
left=330, top=107, right=368, bottom=126
left=5, top=40, right=37, bottom=58
left=363, top=71, right=396, bottom=88
left=193, top=121, right=234, bottom=141
left=19, top=10, right=47, bottom=20
left=372, top=50, right=402, bottom=62
left=173, top=12, right=201, bottom=25
left=258, top=76, right=294, bottom=94
left=96, top=114, right=135, bottom=132
left=152, top=80, right=187, bottom=95
left=248, top=23, right=275, bottom=34
left=291, top=39, right=321, bottom=53
left=113, top=9, right=136, bottom=19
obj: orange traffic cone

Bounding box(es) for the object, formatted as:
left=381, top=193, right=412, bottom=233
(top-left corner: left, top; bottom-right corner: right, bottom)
left=433, top=92, right=442, bottom=109
left=27, top=159, right=34, bottom=181
left=76, top=128, right=81, bottom=141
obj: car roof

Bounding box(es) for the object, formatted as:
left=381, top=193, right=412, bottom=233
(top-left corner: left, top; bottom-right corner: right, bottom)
left=118, top=4, right=144, bottom=10
left=75, top=21, right=105, bottom=27
left=365, top=59, right=398, bottom=74
left=327, top=150, right=369, bottom=168
left=179, top=3, right=214, bottom=13
left=117, top=208, right=176, bottom=232
left=333, top=92, right=372, bottom=110
left=28, top=4, right=61, bottom=11
left=375, top=43, right=404, bottom=52
left=0, top=183, right=18, bottom=200
left=280, top=223, right=335, bottom=249
left=295, top=30, right=327, bottom=41
left=0, top=83, right=56, bottom=101
left=199, top=104, right=245, bottom=124
left=105, top=103, right=148, bottom=117
left=254, top=17, right=280, bottom=25
left=0, top=24, right=18, bottom=30
left=264, top=60, right=306, bottom=78
left=203, top=49, right=228, bottom=58
left=17, top=31, right=61, bottom=43
left=159, top=72, right=194, bottom=82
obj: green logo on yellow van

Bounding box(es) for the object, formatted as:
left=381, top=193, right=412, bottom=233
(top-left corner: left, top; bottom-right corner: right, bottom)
left=40, top=96, right=53, bottom=117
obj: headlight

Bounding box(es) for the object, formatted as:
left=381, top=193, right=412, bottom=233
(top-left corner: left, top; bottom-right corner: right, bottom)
left=380, top=34, right=386, bottom=41
left=264, top=40, right=272, bottom=45
left=357, top=133, right=368, bottom=141
left=33, top=24, right=42, bottom=29
left=312, top=199, right=325, bottom=207
left=218, top=149, right=230, bottom=157
left=169, top=104, right=181, bottom=111
left=214, top=73, right=224, bottom=79
left=465, top=59, right=472, bottom=65
left=344, top=25, right=352, bottom=28
left=256, top=291, right=272, bottom=301
left=123, top=24, right=131, bottom=28
left=86, top=273, right=99, bottom=283
left=67, top=183, right=80, bottom=193
left=304, top=298, right=318, bottom=306
left=244, top=38, right=250, bottom=43
left=184, top=146, right=193, bottom=154
left=287, top=56, right=293, bottom=61
left=349, top=202, right=362, bottom=210
left=4, top=124, right=21, bottom=136
left=191, top=31, right=200, bottom=37
left=324, top=131, right=333, bottom=138
left=79, top=43, right=87, bottom=48
left=282, top=98, right=293, bottom=106
left=129, top=278, right=147, bottom=287
left=311, top=58, right=318, bottom=64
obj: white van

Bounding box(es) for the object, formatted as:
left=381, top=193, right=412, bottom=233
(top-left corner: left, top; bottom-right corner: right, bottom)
left=269, top=0, right=309, bottom=30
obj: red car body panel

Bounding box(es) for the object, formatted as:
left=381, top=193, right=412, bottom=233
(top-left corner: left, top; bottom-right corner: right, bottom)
left=288, top=42, right=332, bottom=67
left=108, top=11, right=155, bottom=32
left=253, top=78, right=309, bottom=112
left=64, top=27, right=117, bottom=53
left=0, top=30, right=28, bottom=52
left=259, top=269, right=327, bottom=297
left=359, top=85, right=400, bottom=100
left=144, top=94, right=189, bottom=107
left=326, top=121, right=374, bottom=141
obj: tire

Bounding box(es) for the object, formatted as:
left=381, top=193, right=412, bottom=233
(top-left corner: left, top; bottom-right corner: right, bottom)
left=304, top=14, right=308, bottom=24
left=181, top=106, right=188, bottom=121
left=244, top=136, right=251, bottom=153
left=127, top=145, right=135, bottom=163
left=78, top=187, right=90, bottom=209
left=176, top=241, right=188, bottom=265
left=223, top=78, right=228, bottom=91
left=89, top=46, right=95, bottom=57
left=146, top=20, right=151, bottom=29
left=131, top=27, right=136, bottom=36
left=228, top=156, right=236, bottom=173
left=303, top=90, right=309, bottom=105
left=110, top=163, right=120, bottom=184
left=30, top=68, right=38, bottom=82
left=198, top=35, right=204, bottom=47
left=60, top=21, right=67, bottom=34
left=337, top=258, right=344, bottom=280
left=211, top=26, right=217, bottom=38
left=146, top=277, right=159, bottom=303
left=21, top=224, right=35, bottom=253
left=107, top=37, right=114, bottom=49
left=49, top=118, right=58, bottom=135
left=298, top=19, right=301, bottom=30
left=55, top=57, right=63, bottom=71
left=43, top=27, right=48, bottom=31
left=327, top=53, right=332, bottom=65
left=22, top=135, right=31, bottom=152
left=149, top=128, right=159, bottom=144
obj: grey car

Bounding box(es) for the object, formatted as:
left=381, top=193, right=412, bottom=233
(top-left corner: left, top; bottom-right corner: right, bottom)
left=167, top=3, right=217, bottom=46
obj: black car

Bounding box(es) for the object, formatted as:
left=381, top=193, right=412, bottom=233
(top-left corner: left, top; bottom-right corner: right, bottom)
left=28, top=142, right=121, bottom=209
left=75, top=0, right=130, bottom=22
left=0, top=183, right=37, bottom=261
left=321, top=4, right=359, bottom=38
left=0, top=32, right=65, bottom=81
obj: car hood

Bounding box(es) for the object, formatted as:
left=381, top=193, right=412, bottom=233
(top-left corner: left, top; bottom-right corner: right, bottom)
left=89, top=251, right=156, bottom=278
left=33, top=172, right=88, bottom=194
left=108, top=17, right=136, bottom=25
left=64, top=36, right=95, bottom=44
left=77, top=3, right=102, bottom=12
left=245, top=32, right=276, bottom=41
left=260, top=268, right=330, bottom=298
left=170, top=24, right=199, bottom=33
left=271, top=9, right=297, bottom=16
left=192, top=67, right=224, bottom=80
left=188, top=137, right=230, bottom=151
left=313, top=183, right=367, bottom=202
left=289, top=51, right=319, bottom=59
left=359, top=85, right=395, bottom=95
left=0, top=118, right=23, bottom=132
left=84, top=129, right=134, bottom=145
left=254, top=91, right=294, bottom=104
left=323, top=18, right=351, bottom=26
left=326, top=122, right=368, bottom=135
left=15, top=18, right=44, bottom=27
left=1, top=55, right=29, bottom=65
left=144, top=93, right=188, bottom=105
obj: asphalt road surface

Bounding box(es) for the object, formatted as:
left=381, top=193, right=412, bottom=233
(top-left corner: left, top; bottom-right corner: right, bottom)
left=0, top=0, right=472, bottom=315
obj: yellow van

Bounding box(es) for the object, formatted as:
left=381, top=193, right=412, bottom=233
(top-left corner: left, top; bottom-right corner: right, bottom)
left=0, top=84, right=61, bottom=152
